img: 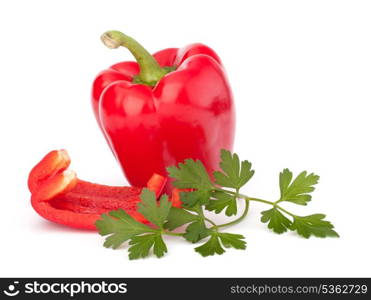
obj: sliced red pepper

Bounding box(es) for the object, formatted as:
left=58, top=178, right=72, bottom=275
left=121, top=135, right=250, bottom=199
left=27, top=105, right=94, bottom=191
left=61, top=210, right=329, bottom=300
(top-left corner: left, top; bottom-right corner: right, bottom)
left=29, top=150, right=166, bottom=230
left=169, top=188, right=193, bottom=208
left=31, top=180, right=145, bottom=230
left=146, top=173, right=167, bottom=198
left=170, top=188, right=183, bottom=208
left=32, top=170, right=77, bottom=202
left=28, top=149, right=70, bottom=194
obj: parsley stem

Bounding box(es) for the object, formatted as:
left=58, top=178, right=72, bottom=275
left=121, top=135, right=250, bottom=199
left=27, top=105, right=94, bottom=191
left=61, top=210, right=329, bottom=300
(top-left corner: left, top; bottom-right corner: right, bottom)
left=164, top=231, right=184, bottom=236
left=194, top=203, right=216, bottom=226
left=219, top=189, right=297, bottom=218
left=246, top=197, right=274, bottom=206
left=204, top=217, right=218, bottom=227
left=274, top=205, right=296, bottom=217
left=215, top=198, right=250, bottom=229
left=246, top=197, right=296, bottom=217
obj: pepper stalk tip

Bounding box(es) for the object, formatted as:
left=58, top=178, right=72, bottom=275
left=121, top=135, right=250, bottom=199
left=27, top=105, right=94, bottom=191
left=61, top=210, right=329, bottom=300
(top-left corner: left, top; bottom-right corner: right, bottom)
left=101, top=31, right=122, bottom=49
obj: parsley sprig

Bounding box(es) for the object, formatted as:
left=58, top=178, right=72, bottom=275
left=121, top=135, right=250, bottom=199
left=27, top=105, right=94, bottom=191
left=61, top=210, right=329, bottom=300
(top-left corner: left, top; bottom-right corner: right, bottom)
left=96, top=149, right=338, bottom=259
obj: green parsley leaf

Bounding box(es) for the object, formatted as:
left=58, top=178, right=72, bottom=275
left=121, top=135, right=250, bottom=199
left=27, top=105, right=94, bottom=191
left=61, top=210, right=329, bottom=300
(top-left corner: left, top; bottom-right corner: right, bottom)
left=205, top=190, right=238, bottom=216
left=164, top=207, right=200, bottom=230
left=279, top=169, right=320, bottom=205
left=137, top=188, right=172, bottom=229
left=128, top=233, right=167, bottom=259
left=183, top=220, right=210, bottom=243
left=180, top=190, right=211, bottom=208
left=261, top=207, right=292, bottom=234
left=96, top=191, right=171, bottom=258
left=290, top=214, right=339, bottom=238
left=213, top=149, right=254, bottom=189
left=96, top=209, right=154, bottom=249
left=167, top=159, right=214, bottom=190
left=194, top=233, right=225, bottom=257
left=194, top=232, right=246, bottom=257
left=218, top=233, right=246, bottom=250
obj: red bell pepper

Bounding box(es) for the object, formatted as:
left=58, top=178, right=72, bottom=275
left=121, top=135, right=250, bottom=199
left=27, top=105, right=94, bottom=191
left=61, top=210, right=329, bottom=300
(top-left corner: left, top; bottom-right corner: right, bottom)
left=29, top=150, right=167, bottom=230
left=92, top=31, right=235, bottom=191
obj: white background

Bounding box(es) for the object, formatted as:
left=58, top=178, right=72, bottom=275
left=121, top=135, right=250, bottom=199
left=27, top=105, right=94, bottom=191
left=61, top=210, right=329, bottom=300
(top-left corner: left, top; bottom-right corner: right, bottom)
left=0, top=0, right=370, bottom=277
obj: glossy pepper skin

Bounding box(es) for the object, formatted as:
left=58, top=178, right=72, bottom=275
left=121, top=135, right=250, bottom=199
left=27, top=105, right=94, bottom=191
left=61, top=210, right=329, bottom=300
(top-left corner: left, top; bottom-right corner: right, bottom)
left=92, top=31, right=235, bottom=190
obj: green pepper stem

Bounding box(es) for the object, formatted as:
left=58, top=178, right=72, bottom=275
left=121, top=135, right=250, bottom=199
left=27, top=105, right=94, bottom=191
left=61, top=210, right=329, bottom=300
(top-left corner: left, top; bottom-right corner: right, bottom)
left=101, top=30, right=168, bottom=86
